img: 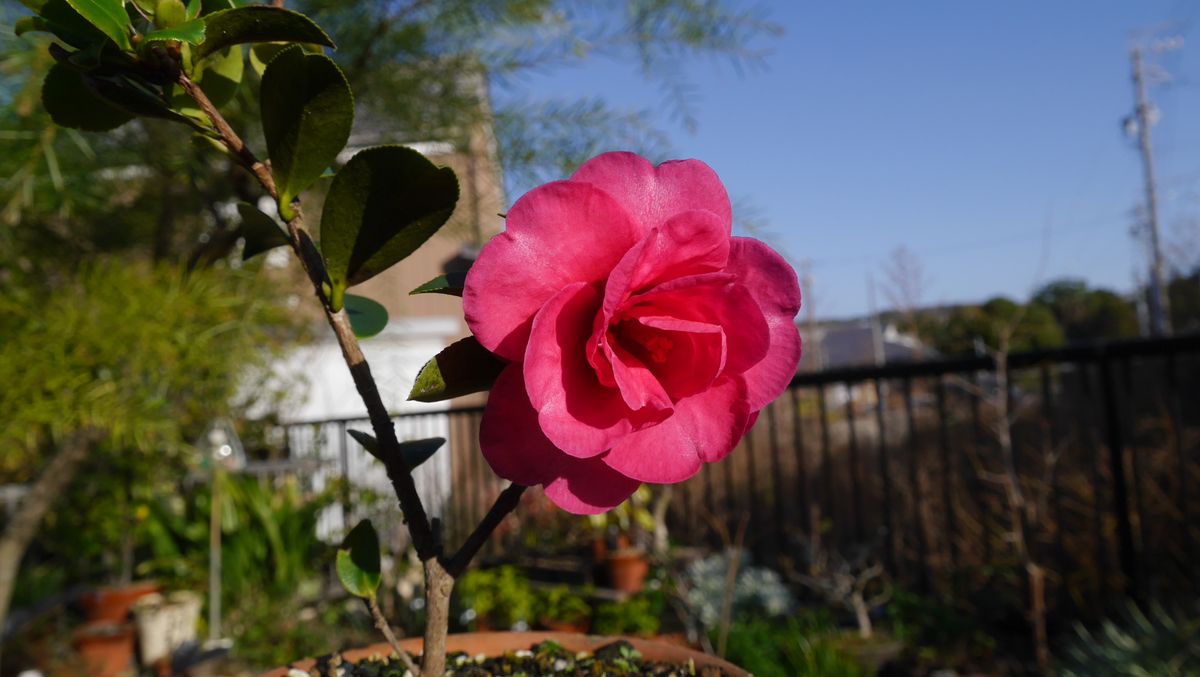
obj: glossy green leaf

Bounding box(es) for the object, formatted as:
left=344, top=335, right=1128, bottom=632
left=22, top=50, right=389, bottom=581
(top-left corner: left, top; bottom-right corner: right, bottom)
left=320, top=146, right=459, bottom=310
left=42, top=62, right=132, bottom=131
left=154, top=0, right=186, bottom=27
left=174, top=44, right=243, bottom=108
left=39, top=0, right=109, bottom=48
left=144, top=18, right=205, bottom=44
left=336, top=519, right=381, bottom=600
left=237, top=202, right=288, bottom=260
left=185, top=0, right=201, bottom=19
left=408, top=336, right=504, bottom=403
left=348, top=430, right=446, bottom=471
left=84, top=72, right=204, bottom=129
left=64, top=0, right=132, bottom=50
left=409, top=272, right=466, bottom=297
left=260, top=44, right=352, bottom=221
left=196, top=6, right=333, bottom=59
left=344, top=294, right=388, bottom=339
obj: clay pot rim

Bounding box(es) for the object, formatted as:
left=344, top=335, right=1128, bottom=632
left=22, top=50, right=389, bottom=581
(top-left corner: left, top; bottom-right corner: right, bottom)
left=257, top=631, right=747, bottom=677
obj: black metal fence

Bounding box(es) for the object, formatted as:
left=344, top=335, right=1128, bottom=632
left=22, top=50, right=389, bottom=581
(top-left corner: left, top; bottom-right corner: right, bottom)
left=276, top=333, right=1200, bottom=623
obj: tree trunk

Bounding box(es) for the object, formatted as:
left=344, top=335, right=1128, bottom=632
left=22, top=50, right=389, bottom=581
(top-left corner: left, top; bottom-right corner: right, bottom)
left=0, top=430, right=97, bottom=658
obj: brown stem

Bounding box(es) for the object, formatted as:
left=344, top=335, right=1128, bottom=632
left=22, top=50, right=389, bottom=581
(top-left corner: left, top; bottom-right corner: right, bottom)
left=421, top=558, right=452, bottom=677
left=445, top=483, right=525, bottom=576
left=366, top=596, right=418, bottom=674
left=175, top=73, right=276, bottom=197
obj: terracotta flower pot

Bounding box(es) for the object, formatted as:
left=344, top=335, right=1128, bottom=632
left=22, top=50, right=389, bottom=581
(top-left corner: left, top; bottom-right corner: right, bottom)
left=605, top=548, right=649, bottom=593
left=538, top=616, right=590, bottom=633
left=81, top=581, right=162, bottom=624
left=259, top=631, right=747, bottom=676
left=73, top=621, right=136, bottom=677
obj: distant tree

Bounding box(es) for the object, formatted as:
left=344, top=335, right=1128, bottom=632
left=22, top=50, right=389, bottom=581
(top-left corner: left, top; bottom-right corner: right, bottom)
left=934, top=297, right=1064, bottom=355
left=1032, top=278, right=1138, bottom=343
left=1169, top=267, right=1200, bottom=333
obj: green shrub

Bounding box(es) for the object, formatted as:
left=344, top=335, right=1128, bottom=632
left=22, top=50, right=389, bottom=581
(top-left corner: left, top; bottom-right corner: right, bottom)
left=456, top=565, right=536, bottom=630
left=1059, top=603, right=1200, bottom=677
left=720, top=615, right=868, bottom=677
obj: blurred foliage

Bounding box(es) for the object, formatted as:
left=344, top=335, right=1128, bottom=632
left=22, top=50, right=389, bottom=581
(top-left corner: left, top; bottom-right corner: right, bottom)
left=1033, top=278, right=1139, bottom=344
left=534, top=584, right=592, bottom=626
left=886, top=589, right=996, bottom=668
left=718, top=611, right=868, bottom=677
left=1059, top=602, right=1200, bottom=677
left=137, top=475, right=337, bottom=603
left=455, top=564, right=535, bottom=630
left=1169, top=267, right=1200, bottom=334
left=0, top=260, right=296, bottom=480
left=934, top=297, right=1064, bottom=355
left=592, top=591, right=663, bottom=637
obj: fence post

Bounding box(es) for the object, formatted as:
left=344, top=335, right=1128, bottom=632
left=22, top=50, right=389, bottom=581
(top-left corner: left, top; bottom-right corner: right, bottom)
left=1100, top=357, right=1139, bottom=599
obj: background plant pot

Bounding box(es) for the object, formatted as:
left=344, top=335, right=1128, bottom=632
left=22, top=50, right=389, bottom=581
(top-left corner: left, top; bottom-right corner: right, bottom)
left=605, top=549, right=649, bottom=593
left=538, top=616, right=590, bottom=633
left=73, top=621, right=137, bottom=677
left=259, top=631, right=748, bottom=676
left=81, top=581, right=162, bottom=623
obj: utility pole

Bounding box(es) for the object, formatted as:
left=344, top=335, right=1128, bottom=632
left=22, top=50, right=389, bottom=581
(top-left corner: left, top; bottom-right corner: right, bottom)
left=1129, top=46, right=1172, bottom=336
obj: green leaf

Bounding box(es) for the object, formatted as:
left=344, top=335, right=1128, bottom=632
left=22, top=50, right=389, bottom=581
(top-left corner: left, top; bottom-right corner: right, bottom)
left=408, top=336, right=504, bottom=403
left=336, top=519, right=381, bottom=600
left=64, top=0, right=132, bottom=50
left=237, top=202, right=288, bottom=260
left=41, top=62, right=132, bottom=131
left=260, top=44, right=353, bottom=221
left=320, top=146, right=459, bottom=310
left=409, top=272, right=466, bottom=297
left=344, top=294, right=388, bottom=339
left=196, top=6, right=333, bottom=59
left=173, top=44, right=243, bottom=108
left=84, top=72, right=203, bottom=128
left=154, top=0, right=187, bottom=27
left=39, top=0, right=109, bottom=48
left=143, top=18, right=205, bottom=44
left=348, top=431, right=446, bottom=471
left=185, top=0, right=201, bottom=20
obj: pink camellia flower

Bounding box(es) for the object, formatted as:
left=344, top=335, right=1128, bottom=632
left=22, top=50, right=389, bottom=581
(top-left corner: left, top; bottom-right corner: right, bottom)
left=463, top=152, right=802, bottom=514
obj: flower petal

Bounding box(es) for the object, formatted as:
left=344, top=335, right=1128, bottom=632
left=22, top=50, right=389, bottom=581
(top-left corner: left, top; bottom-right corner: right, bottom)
left=571, top=152, right=732, bottom=236
left=525, top=282, right=659, bottom=458
left=726, top=237, right=803, bottom=410
left=543, top=456, right=642, bottom=515
left=615, top=314, right=726, bottom=400
left=600, top=209, right=730, bottom=322
left=479, top=364, right=566, bottom=486
left=631, top=274, right=770, bottom=376
left=604, top=376, right=750, bottom=483
left=464, top=180, right=640, bottom=361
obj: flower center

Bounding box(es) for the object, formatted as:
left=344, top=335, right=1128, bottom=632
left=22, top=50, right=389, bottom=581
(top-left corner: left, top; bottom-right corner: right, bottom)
left=644, top=335, right=674, bottom=364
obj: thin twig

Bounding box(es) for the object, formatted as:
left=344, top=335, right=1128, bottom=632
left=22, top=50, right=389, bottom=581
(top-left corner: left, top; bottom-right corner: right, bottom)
left=366, top=596, right=419, bottom=675
left=445, top=483, right=526, bottom=576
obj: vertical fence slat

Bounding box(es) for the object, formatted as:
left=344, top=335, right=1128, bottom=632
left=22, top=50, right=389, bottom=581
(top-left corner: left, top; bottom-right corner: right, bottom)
left=935, top=376, right=959, bottom=584
left=1164, top=350, right=1194, bottom=582
left=968, top=371, right=993, bottom=569
left=766, top=403, right=787, bottom=558
left=903, top=377, right=930, bottom=592
left=816, top=383, right=834, bottom=535
left=1040, top=363, right=1067, bottom=582
left=874, top=379, right=896, bottom=572
left=790, top=387, right=811, bottom=542
left=1101, top=357, right=1139, bottom=598
left=844, top=382, right=865, bottom=543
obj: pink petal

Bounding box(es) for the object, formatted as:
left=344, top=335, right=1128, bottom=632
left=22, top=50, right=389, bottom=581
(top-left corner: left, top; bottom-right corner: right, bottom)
left=630, top=274, right=770, bottom=376
left=726, top=237, right=803, bottom=410
left=600, top=210, right=731, bottom=322
left=464, top=181, right=640, bottom=361
left=614, top=314, right=726, bottom=400
left=571, top=152, right=732, bottom=237
left=604, top=339, right=673, bottom=413
left=543, top=456, right=642, bottom=515
left=479, top=364, right=566, bottom=486
left=524, top=282, right=659, bottom=458
left=604, top=376, right=750, bottom=483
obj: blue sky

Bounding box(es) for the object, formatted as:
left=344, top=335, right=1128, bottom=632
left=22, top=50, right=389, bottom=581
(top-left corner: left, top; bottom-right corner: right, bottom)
left=499, top=1, right=1200, bottom=319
